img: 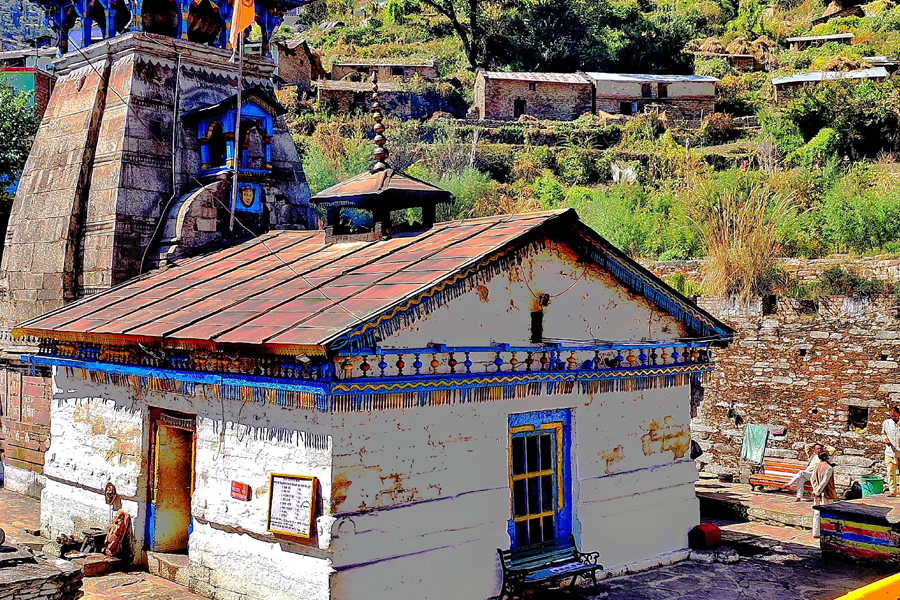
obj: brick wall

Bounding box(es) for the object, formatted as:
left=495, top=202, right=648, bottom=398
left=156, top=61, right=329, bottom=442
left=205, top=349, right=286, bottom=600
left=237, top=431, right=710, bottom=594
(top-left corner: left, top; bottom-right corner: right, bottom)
left=645, top=256, right=900, bottom=491
left=0, top=363, right=51, bottom=488
left=477, top=78, right=593, bottom=121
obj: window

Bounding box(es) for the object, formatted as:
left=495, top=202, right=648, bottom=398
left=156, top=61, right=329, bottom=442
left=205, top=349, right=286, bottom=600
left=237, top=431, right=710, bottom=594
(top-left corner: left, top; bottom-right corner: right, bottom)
left=848, top=406, right=869, bottom=432
left=206, top=121, right=226, bottom=168
left=641, top=83, right=651, bottom=98
left=762, top=294, right=777, bottom=315
left=356, top=66, right=370, bottom=74
left=658, top=83, right=669, bottom=98
left=528, top=82, right=537, bottom=91
left=514, top=98, right=527, bottom=118
left=508, top=409, right=571, bottom=548
left=391, top=66, right=404, bottom=77
left=620, top=102, right=635, bottom=115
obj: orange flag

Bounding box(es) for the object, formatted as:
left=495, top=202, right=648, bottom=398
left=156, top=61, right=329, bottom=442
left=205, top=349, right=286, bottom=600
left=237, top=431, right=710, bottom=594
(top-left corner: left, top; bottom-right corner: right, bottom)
left=229, top=0, right=255, bottom=51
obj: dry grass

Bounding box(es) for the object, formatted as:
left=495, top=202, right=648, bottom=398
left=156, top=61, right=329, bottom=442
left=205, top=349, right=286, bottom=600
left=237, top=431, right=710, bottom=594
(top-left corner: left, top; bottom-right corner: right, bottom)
left=689, top=182, right=797, bottom=304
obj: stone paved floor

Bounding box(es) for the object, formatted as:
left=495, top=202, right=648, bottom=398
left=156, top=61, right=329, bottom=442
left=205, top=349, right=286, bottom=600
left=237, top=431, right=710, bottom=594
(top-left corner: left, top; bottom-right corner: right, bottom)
left=697, top=477, right=818, bottom=529
left=0, top=486, right=893, bottom=599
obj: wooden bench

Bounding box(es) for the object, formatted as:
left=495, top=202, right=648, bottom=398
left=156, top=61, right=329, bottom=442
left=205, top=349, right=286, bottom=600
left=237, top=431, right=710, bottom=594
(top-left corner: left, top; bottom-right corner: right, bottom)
left=749, top=457, right=814, bottom=492
left=497, top=534, right=602, bottom=600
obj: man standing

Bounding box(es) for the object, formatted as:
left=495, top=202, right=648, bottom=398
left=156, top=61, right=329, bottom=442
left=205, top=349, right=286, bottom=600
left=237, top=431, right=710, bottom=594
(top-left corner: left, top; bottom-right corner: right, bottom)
left=782, top=442, right=825, bottom=502
left=811, top=451, right=837, bottom=538
left=882, top=406, right=900, bottom=497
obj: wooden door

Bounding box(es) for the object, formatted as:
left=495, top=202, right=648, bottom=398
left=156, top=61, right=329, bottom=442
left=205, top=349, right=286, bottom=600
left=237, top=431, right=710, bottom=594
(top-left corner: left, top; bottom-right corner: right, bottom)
left=150, top=422, right=194, bottom=552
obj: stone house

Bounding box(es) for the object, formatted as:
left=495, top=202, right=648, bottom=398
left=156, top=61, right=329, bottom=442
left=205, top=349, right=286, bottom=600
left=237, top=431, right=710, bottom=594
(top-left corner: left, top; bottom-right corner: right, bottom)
left=14, top=157, right=733, bottom=600
left=273, top=39, right=326, bottom=92
left=771, top=67, right=888, bottom=102
left=0, top=13, right=315, bottom=496
left=473, top=71, right=594, bottom=121
left=331, top=59, right=438, bottom=82
left=581, top=72, right=718, bottom=119
left=787, top=33, right=854, bottom=51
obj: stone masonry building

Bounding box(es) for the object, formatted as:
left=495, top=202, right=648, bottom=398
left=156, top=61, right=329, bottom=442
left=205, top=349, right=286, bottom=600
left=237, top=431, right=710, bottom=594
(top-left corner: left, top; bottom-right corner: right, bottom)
left=648, top=256, right=900, bottom=493
left=473, top=71, right=593, bottom=121
left=581, top=72, right=718, bottom=119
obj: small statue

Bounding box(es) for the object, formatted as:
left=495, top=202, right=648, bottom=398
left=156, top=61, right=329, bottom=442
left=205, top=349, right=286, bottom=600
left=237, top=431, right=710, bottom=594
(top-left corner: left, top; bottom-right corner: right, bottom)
left=104, top=482, right=118, bottom=506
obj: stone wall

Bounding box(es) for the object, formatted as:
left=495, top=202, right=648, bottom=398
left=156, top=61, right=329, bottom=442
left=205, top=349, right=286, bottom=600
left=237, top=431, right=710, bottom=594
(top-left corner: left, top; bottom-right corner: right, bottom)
left=0, top=551, right=83, bottom=600
left=0, top=363, right=50, bottom=497
left=475, top=77, right=593, bottom=121
left=645, top=256, right=900, bottom=491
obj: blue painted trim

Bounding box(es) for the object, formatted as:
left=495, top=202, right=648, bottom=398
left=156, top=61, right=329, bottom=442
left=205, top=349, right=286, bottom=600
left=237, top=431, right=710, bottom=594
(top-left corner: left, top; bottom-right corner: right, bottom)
left=507, top=409, right=572, bottom=548
left=21, top=355, right=329, bottom=396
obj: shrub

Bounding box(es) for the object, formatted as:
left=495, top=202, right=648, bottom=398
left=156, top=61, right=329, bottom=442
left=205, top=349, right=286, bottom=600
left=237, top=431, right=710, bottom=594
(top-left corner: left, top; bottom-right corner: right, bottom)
left=788, top=127, right=840, bottom=167
left=667, top=273, right=705, bottom=296
left=698, top=113, right=739, bottom=146
left=821, top=170, right=900, bottom=252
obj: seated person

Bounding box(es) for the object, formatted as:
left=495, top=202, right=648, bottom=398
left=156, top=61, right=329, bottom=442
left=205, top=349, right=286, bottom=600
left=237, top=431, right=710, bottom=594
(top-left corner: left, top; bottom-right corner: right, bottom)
left=781, top=442, right=825, bottom=502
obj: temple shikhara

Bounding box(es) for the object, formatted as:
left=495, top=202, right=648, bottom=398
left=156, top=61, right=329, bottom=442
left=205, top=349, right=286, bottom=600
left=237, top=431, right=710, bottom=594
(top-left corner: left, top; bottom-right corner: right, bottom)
left=0, top=4, right=735, bottom=600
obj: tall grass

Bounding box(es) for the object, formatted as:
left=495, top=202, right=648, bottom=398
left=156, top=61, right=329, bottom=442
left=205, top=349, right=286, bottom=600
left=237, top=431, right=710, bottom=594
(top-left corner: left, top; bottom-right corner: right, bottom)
left=689, top=181, right=797, bottom=304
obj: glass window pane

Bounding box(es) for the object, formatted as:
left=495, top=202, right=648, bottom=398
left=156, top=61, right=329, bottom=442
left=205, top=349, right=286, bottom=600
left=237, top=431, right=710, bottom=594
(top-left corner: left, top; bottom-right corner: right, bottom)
left=543, top=515, right=555, bottom=541
left=526, top=436, right=539, bottom=472
left=516, top=521, right=529, bottom=546
left=514, top=480, right=527, bottom=517
left=540, top=434, right=552, bottom=471
left=529, top=518, right=543, bottom=544
left=528, top=476, right=541, bottom=515
left=512, top=437, right=525, bottom=476
left=541, top=474, right=553, bottom=512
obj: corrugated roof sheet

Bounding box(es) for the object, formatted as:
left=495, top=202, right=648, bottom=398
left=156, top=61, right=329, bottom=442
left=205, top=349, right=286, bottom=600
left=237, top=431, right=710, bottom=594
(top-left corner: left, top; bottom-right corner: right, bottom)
left=772, top=67, right=888, bottom=85
left=318, top=79, right=400, bottom=91
left=582, top=72, right=719, bottom=83
left=333, top=59, right=434, bottom=67
left=16, top=211, right=573, bottom=351
left=786, top=33, right=854, bottom=42
left=480, top=72, right=591, bottom=84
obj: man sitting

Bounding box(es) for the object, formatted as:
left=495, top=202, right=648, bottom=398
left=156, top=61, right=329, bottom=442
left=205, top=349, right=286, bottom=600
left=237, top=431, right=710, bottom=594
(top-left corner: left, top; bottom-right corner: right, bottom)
left=781, top=442, right=825, bottom=502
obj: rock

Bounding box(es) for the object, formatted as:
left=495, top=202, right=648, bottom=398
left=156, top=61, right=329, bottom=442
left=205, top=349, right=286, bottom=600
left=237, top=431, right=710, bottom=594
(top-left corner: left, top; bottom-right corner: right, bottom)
left=690, top=548, right=739, bottom=564
left=833, top=455, right=875, bottom=468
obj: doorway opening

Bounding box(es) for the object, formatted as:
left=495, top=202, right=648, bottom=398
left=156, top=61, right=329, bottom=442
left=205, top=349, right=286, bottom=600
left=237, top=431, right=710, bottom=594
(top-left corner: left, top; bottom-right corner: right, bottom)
left=147, top=410, right=196, bottom=554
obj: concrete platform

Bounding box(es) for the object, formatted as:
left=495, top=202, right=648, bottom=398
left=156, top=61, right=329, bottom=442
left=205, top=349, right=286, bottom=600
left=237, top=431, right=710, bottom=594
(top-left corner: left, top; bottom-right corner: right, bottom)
left=697, top=477, right=814, bottom=529
left=146, top=551, right=190, bottom=586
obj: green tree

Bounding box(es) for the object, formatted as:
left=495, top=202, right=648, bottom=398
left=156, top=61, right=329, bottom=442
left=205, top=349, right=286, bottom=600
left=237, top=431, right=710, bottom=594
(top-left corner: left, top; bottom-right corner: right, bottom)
left=0, top=82, right=40, bottom=264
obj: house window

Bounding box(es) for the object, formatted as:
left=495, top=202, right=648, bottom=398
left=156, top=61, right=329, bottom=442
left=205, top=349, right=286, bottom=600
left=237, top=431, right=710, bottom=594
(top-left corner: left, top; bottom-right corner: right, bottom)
left=620, top=102, right=635, bottom=115
left=391, top=66, right=404, bottom=77
left=848, top=406, right=868, bottom=432
left=514, top=98, right=527, bottom=118
left=658, top=83, right=669, bottom=98
left=508, top=409, right=571, bottom=548
left=528, top=82, right=537, bottom=91
left=641, top=83, right=651, bottom=98
left=206, top=121, right=226, bottom=168
left=356, top=66, right=370, bottom=74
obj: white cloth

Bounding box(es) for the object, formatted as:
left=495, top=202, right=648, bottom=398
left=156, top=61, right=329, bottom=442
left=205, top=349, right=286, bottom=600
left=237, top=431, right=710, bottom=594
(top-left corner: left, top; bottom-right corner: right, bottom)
left=884, top=418, right=900, bottom=458
left=786, top=469, right=812, bottom=499
left=813, top=498, right=832, bottom=537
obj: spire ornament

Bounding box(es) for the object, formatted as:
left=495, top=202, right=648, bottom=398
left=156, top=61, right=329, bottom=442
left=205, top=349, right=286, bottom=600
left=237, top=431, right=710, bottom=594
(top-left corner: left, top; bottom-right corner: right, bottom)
left=371, top=73, right=390, bottom=172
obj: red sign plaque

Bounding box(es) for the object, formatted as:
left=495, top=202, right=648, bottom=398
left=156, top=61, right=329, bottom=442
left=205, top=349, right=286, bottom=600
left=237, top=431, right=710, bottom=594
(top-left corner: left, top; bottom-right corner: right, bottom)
left=231, top=481, right=251, bottom=501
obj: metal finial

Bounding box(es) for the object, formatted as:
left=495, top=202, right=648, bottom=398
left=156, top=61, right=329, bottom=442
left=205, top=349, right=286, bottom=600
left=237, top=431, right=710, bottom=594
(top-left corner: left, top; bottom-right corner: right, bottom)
left=371, top=72, right=389, bottom=171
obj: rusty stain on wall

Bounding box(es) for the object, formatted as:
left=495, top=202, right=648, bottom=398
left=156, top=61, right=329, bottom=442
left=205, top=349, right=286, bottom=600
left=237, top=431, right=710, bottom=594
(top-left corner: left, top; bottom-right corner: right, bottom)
left=641, top=416, right=690, bottom=460
left=599, top=445, right=625, bottom=474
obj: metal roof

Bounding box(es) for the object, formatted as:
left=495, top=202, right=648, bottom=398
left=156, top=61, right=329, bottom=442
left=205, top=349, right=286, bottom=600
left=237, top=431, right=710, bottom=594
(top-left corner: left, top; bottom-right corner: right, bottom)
left=14, top=209, right=734, bottom=352
left=785, top=33, right=854, bottom=42
left=310, top=167, right=453, bottom=210
left=479, top=72, right=591, bottom=84
left=582, top=72, right=719, bottom=83
left=771, top=67, right=888, bottom=86
left=333, top=59, right=434, bottom=67
left=318, top=79, right=400, bottom=92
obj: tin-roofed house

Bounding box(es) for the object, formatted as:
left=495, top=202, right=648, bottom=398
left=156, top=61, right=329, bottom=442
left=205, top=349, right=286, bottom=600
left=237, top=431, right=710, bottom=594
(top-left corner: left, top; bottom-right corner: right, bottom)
left=13, top=92, right=733, bottom=600
left=331, top=59, right=438, bottom=82
left=787, top=32, right=854, bottom=51
left=474, top=71, right=594, bottom=121
left=772, top=67, right=888, bottom=102
left=581, top=72, right=718, bottom=119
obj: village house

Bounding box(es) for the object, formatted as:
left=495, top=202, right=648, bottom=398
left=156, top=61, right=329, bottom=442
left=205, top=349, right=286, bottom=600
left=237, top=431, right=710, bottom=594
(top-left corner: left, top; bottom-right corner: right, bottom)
left=690, top=51, right=764, bottom=72
left=7, top=80, right=732, bottom=600
left=786, top=32, right=854, bottom=51
left=273, top=39, right=326, bottom=92
left=771, top=67, right=888, bottom=102
left=473, top=71, right=593, bottom=121
left=581, top=72, right=718, bottom=119
left=331, top=58, right=438, bottom=82
left=0, top=45, right=56, bottom=116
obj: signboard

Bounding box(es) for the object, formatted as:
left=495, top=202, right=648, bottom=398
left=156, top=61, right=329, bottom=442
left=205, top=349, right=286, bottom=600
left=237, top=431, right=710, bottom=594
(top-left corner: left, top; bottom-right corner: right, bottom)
left=231, top=481, right=251, bottom=501
left=267, top=474, right=316, bottom=539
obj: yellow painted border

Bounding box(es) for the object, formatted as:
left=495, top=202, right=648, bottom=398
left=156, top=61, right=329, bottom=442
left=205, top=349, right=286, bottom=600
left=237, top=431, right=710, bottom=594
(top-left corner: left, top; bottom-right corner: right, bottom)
left=834, top=572, right=900, bottom=599
left=541, top=422, right=565, bottom=509
left=267, top=473, right=317, bottom=540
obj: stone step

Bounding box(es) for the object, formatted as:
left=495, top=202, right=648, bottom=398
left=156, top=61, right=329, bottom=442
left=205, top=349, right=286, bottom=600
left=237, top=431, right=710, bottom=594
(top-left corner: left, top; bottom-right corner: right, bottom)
left=697, top=478, right=813, bottom=531
left=146, top=551, right=190, bottom=586
left=68, top=553, right=123, bottom=577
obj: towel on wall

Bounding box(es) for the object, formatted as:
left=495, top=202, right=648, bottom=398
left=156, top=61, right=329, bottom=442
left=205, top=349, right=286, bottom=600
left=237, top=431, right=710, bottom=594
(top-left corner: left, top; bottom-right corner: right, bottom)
left=740, top=424, right=769, bottom=465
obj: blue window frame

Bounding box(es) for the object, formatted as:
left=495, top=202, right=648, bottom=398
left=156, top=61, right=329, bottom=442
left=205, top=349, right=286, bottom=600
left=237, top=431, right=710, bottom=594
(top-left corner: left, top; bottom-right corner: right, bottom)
left=508, top=409, right=572, bottom=547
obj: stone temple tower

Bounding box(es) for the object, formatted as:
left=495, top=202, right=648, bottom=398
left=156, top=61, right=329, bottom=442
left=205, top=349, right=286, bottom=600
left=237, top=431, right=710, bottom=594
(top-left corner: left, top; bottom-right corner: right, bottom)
left=0, top=1, right=314, bottom=494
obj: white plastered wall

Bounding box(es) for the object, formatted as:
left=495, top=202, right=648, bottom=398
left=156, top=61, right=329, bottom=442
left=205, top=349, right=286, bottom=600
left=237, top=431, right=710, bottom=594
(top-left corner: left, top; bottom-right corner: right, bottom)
left=42, top=367, right=335, bottom=600
left=329, top=386, right=697, bottom=600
